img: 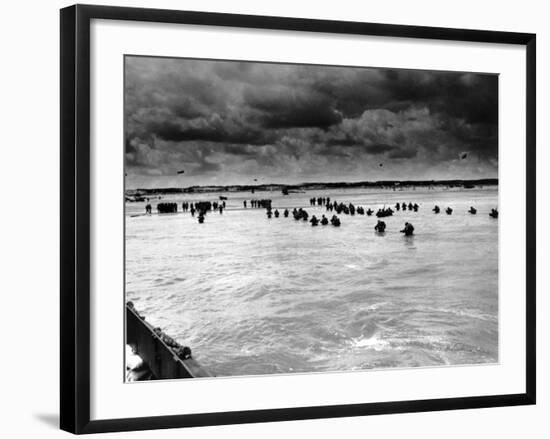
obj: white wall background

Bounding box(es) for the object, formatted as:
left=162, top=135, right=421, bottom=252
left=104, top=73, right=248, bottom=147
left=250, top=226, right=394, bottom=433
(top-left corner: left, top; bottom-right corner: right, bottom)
left=0, top=0, right=547, bottom=437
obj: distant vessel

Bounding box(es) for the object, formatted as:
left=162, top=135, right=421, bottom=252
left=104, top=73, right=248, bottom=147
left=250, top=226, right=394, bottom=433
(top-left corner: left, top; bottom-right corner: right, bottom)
left=126, top=194, right=146, bottom=202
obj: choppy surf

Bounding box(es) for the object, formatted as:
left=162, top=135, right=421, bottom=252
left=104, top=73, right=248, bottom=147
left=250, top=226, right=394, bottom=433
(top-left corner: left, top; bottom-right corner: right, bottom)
left=125, top=187, right=498, bottom=377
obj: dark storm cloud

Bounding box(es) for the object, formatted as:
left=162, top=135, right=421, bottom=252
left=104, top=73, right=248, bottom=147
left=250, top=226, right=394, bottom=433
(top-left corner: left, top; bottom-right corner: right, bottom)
left=388, top=148, right=418, bottom=159
left=124, top=56, right=498, bottom=187
left=188, top=157, right=221, bottom=175
left=143, top=116, right=267, bottom=145
left=244, top=87, right=342, bottom=129
left=363, top=143, right=399, bottom=154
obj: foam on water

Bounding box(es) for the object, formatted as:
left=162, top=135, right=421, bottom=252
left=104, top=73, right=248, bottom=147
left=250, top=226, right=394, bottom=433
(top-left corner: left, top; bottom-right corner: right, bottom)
left=126, top=187, right=498, bottom=376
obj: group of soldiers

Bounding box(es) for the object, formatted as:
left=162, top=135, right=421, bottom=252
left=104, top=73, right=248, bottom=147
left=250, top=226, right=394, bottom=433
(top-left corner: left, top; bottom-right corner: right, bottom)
left=323, top=201, right=421, bottom=219
left=375, top=207, right=394, bottom=218
left=326, top=201, right=368, bottom=216
left=262, top=204, right=417, bottom=233
left=395, top=202, right=420, bottom=212
left=432, top=205, right=454, bottom=215
left=432, top=205, right=498, bottom=218
left=309, top=197, right=331, bottom=206
left=265, top=205, right=412, bottom=233
left=155, top=202, right=178, bottom=214
left=244, top=199, right=273, bottom=209
left=309, top=214, right=341, bottom=227
left=261, top=197, right=422, bottom=235
left=146, top=196, right=498, bottom=227
left=373, top=220, right=414, bottom=235
left=179, top=201, right=221, bottom=213
left=194, top=201, right=226, bottom=223
left=373, top=202, right=420, bottom=218
left=151, top=200, right=227, bottom=223
left=264, top=206, right=342, bottom=227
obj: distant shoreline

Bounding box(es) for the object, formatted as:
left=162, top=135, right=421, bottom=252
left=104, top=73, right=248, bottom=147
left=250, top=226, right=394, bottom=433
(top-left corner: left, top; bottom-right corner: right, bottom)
left=126, top=178, right=498, bottom=196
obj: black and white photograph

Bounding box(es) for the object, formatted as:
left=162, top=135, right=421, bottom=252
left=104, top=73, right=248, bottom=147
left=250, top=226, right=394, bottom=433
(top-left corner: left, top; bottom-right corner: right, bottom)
left=124, top=55, right=499, bottom=381
left=0, top=0, right=543, bottom=436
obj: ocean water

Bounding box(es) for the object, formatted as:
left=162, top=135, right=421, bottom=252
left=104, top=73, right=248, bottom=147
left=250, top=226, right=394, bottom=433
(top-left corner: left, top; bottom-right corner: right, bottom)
left=125, top=187, right=498, bottom=377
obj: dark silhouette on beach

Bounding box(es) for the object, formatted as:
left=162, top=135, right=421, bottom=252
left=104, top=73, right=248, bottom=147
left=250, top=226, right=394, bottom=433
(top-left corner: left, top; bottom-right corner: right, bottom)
left=400, top=222, right=415, bottom=236
left=375, top=220, right=386, bottom=233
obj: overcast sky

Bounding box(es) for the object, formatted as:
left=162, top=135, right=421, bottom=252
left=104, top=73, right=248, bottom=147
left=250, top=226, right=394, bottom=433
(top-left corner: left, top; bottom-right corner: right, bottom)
left=125, top=56, right=498, bottom=189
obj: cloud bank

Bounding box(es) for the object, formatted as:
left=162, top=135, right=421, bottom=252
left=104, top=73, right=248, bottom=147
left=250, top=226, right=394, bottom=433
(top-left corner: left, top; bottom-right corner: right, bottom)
left=125, top=56, right=498, bottom=188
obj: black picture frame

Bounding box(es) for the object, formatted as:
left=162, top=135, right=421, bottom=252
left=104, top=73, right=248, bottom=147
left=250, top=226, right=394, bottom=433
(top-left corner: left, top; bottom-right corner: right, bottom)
left=60, top=4, right=536, bottom=434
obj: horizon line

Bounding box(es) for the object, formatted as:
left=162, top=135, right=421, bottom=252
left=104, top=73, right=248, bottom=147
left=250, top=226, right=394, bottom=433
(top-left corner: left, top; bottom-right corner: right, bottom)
left=126, top=177, right=498, bottom=192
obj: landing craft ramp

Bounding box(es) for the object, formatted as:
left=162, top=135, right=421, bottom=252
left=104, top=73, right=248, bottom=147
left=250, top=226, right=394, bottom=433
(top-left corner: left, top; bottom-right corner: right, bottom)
left=126, top=302, right=211, bottom=379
